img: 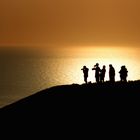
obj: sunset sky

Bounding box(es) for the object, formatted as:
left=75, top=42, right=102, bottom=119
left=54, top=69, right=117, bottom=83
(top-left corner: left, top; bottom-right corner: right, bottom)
left=0, top=0, right=140, bottom=49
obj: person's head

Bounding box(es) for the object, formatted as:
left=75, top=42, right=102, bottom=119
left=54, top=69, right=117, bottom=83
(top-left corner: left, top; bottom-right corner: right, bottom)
left=95, top=63, right=99, bottom=67
left=122, top=65, right=126, bottom=69
left=103, top=65, right=106, bottom=69
left=109, top=64, right=112, bottom=68
left=83, top=66, right=86, bottom=69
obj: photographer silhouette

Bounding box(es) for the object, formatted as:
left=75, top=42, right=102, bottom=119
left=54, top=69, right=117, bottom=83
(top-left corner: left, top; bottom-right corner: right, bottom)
left=92, top=63, right=100, bottom=83
left=81, top=66, right=89, bottom=84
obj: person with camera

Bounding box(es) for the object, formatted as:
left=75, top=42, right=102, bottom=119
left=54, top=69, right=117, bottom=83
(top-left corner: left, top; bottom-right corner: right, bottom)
left=92, top=63, right=100, bottom=83
left=81, top=66, right=89, bottom=84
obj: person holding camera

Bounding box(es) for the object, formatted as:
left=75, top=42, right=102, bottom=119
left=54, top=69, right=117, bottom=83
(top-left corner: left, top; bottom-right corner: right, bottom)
left=92, top=63, right=100, bottom=83
left=81, top=66, right=89, bottom=84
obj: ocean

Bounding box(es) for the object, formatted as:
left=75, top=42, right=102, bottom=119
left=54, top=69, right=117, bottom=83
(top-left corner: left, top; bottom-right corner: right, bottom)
left=0, top=57, right=88, bottom=107
left=0, top=49, right=140, bottom=108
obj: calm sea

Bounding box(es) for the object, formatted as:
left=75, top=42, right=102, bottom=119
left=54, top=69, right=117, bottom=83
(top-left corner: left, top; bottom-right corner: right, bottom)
left=0, top=57, right=86, bottom=107
left=1, top=51, right=140, bottom=107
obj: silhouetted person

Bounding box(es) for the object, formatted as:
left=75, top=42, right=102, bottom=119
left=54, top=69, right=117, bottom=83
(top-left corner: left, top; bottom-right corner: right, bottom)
left=81, top=66, right=89, bottom=84
left=100, top=65, right=106, bottom=83
left=109, top=64, right=115, bottom=83
left=119, top=65, right=128, bottom=82
left=92, top=63, right=100, bottom=83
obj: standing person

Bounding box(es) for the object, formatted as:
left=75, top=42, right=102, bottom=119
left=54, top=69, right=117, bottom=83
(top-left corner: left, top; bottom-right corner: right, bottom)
left=81, top=66, right=89, bottom=84
left=119, top=65, right=128, bottom=82
left=92, top=63, right=100, bottom=83
left=100, top=65, right=106, bottom=83
left=109, top=64, right=115, bottom=83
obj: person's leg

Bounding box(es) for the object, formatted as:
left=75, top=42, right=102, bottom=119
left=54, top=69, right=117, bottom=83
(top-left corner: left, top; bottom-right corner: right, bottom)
left=113, top=77, right=115, bottom=82
left=84, top=76, right=87, bottom=84
left=120, top=76, right=122, bottom=82
left=100, top=75, right=102, bottom=83
left=111, top=76, right=115, bottom=83
left=109, top=76, right=111, bottom=82
left=95, top=77, right=97, bottom=83
left=103, top=76, right=105, bottom=82
left=97, top=76, right=99, bottom=83
left=124, top=77, right=127, bottom=82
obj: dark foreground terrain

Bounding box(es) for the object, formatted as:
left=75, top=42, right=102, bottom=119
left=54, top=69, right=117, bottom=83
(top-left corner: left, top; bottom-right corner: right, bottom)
left=1, top=81, right=140, bottom=140
left=1, top=81, right=140, bottom=115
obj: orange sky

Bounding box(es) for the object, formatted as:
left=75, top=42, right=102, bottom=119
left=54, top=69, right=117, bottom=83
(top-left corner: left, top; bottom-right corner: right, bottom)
left=0, top=0, right=140, bottom=48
